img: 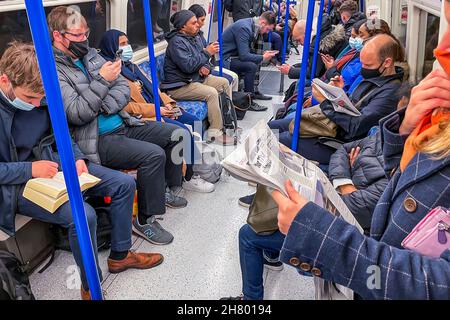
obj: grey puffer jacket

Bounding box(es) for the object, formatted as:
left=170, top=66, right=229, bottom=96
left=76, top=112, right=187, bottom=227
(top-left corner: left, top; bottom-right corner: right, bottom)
left=54, top=47, right=141, bottom=164
left=328, top=131, right=388, bottom=231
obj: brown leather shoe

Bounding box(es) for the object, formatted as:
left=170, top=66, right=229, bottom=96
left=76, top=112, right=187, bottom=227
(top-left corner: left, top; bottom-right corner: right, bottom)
left=81, top=287, right=91, bottom=300
left=107, top=251, right=164, bottom=274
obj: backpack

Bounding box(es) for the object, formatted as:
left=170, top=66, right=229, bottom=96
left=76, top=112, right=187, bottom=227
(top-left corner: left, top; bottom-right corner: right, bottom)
left=0, top=250, right=35, bottom=300
left=193, top=141, right=223, bottom=184
left=219, top=92, right=239, bottom=145
left=51, top=197, right=112, bottom=252
left=232, top=91, right=251, bottom=120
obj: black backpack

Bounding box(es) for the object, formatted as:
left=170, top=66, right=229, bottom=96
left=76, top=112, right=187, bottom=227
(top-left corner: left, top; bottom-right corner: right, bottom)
left=232, top=91, right=251, bottom=120
left=51, top=196, right=112, bottom=252
left=0, top=250, right=35, bottom=300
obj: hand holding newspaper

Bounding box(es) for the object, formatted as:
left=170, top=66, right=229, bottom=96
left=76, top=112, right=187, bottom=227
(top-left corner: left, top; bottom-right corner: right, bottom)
left=222, top=120, right=362, bottom=300
left=312, top=78, right=361, bottom=117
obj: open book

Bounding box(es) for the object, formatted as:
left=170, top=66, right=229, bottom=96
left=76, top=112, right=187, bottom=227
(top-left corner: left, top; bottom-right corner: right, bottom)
left=312, top=78, right=361, bottom=117
left=23, top=172, right=101, bottom=213
left=222, top=120, right=362, bottom=300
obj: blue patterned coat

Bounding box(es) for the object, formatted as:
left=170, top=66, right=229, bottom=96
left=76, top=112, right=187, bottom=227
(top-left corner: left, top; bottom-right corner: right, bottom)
left=280, top=110, right=450, bottom=299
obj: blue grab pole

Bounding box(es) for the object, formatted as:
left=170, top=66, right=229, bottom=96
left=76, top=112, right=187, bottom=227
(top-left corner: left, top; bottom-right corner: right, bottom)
left=310, top=0, right=325, bottom=79
left=24, top=0, right=102, bottom=300
left=277, top=0, right=282, bottom=23
left=268, top=0, right=273, bottom=42
left=217, top=0, right=224, bottom=76
left=360, top=0, right=365, bottom=14
left=207, top=0, right=215, bottom=43
left=143, top=0, right=162, bottom=121
left=281, top=0, right=290, bottom=64
left=290, top=0, right=316, bottom=152
left=327, top=0, right=332, bottom=14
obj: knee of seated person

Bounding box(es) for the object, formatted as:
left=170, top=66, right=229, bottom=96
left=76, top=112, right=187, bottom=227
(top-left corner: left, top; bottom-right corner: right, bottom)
left=84, top=204, right=98, bottom=230
left=144, top=145, right=166, bottom=164
left=239, top=224, right=257, bottom=244
left=118, top=172, right=137, bottom=194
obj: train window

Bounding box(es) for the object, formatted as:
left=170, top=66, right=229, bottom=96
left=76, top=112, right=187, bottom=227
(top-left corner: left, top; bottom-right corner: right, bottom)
left=422, top=13, right=440, bottom=78
left=127, top=0, right=183, bottom=51
left=0, top=0, right=108, bottom=56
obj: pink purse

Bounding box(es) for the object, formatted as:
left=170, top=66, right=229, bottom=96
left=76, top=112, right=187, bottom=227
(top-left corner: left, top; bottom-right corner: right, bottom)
left=401, top=207, right=450, bottom=258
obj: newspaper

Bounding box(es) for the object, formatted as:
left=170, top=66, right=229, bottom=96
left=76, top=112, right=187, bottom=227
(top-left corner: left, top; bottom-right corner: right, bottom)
left=222, top=120, right=363, bottom=300
left=312, top=78, right=361, bottom=117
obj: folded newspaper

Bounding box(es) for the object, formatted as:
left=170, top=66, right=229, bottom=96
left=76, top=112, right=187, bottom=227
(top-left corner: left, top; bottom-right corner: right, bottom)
left=221, top=120, right=363, bottom=300
left=312, top=78, right=361, bottom=117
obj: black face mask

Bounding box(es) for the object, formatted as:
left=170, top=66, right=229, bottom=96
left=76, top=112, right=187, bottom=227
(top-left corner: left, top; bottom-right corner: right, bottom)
left=68, top=39, right=89, bottom=59
left=361, top=62, right=386, bottom=79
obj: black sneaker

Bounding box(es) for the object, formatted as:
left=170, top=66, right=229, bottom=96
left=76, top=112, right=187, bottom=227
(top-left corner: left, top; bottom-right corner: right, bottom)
left=263, top=251, right=284, bottom=271
left=252, top=92, right=273, bottom=101
left=238, top=193, right=255, bottom=208
left=220, top=295, right=244, bottom=300
left=249, top=101, right=268, bottom=112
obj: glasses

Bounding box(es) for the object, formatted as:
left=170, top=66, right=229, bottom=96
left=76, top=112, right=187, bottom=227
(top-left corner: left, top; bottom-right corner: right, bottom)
left=61, top=29, right=90, bottom=40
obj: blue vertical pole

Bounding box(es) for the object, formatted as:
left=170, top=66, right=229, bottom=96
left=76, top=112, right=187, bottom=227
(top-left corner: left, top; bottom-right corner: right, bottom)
left=359, top=0, right=365, bottom=14
left=310, top=0, right=325, bottom=79
left=143, top=0, right=162, bottom=121
left=24, top=0, right=102, bottom=300
left=268, top=0, right=273, bottom=42
left=217, top=0, right=223, bottom=76
left=207, top=0, right=215, bottom=44
left=327, top=0, right=332, bottom=14
left=281, top=0, right=291, bottom=64
left=290, top=0, right=316, bottom=152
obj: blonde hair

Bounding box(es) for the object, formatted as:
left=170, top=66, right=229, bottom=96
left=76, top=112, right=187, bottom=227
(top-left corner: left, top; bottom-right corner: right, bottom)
left=0, top=41, right=44, bottom=94
left=418, top=118, right=450, bottom=159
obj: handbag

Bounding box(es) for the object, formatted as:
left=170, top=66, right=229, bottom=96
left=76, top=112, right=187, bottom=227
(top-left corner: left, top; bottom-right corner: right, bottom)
left=247, top=185, right=279, bottom=235
left=401, top=206, right=450, bottom=258
left=288, top=105, right=338, bottom=138
left=232, top=91, right=251, bottom=120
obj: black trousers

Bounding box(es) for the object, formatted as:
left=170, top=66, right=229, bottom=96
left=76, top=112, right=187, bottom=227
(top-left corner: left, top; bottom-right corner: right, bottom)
left=98, top=122, right=183, bottom=218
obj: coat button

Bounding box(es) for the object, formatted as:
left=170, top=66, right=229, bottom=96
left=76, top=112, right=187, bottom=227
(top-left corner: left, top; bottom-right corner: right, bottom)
left=289, top=257, right=300, bottom=266
left=300, top=263, right=311, bottom=272
left=403, top=197, right=417, bottom=213
left=311, top=267, right=322, bottom=277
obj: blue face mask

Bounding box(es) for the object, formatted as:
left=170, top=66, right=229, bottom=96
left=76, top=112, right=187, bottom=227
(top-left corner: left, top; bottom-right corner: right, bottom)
left=0, top=87, right=36, bottom=111
left=119, top=45, right=133, bottom=62
left=349, top=37, right=364, bottom=52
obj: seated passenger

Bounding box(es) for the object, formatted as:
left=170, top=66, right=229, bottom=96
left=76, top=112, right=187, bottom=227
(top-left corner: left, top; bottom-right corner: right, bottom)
left=48, top=6, right=185, bottom=245
left=0, top=42, right=163, bottom=300
left=161, top=10, right=234, bottom=145
left=222, top=12, right=279, bottom=102
left=273, top=0, right=450, bottom=297
left=339, top=0, right=366, bottom=38
left=328, top=83, right=412, bottom=233
left=270, top=34, right=404, bottom=165
left=188, top=4, right=240, bottom=92
left=98, top=29, right=215, bottom=193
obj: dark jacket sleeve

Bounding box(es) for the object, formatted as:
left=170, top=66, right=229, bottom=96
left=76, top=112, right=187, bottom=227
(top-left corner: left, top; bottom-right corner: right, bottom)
left=288, top=66, right=301, bottom=79
left=236, top=27, right=264, bottom=64
left=320, top=86, right=399, bottom=140
left=0, top=162, right=33, bottom=185
left=328, top=139, right=362, bottom=182
left=341, top=178, right=389, bottom=229
left=379, top=109, right=408, bottom=173
left=169, top=37, right=210, bottom=75
left=280, top=202, right=450, bottom=300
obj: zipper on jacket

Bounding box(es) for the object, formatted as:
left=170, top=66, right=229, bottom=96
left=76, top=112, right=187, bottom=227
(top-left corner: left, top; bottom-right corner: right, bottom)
left=438, top=221, right=450, bottom=244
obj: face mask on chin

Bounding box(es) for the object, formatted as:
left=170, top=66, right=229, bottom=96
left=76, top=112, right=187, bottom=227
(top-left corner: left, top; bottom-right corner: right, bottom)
left=0, top=85, right=36, bottom=111
left=67, top=39, right=89, bottom=59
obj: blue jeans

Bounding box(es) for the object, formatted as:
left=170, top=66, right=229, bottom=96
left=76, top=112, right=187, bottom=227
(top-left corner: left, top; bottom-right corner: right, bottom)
left=239, top=224, right=285, bottom=300
left=268, top=118, right=336, bottom=165
left=18, top=163, right=136, bottom=291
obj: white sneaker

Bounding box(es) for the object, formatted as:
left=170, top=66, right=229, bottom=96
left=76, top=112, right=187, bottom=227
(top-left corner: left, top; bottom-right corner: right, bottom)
left=183, top=175, right=215, bottom=193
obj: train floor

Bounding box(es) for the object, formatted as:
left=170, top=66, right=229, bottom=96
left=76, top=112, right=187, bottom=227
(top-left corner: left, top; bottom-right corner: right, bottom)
left=29, top=55, right=315, bottom=300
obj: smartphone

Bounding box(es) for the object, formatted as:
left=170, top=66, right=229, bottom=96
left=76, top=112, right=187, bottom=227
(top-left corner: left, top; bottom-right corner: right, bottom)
left=115, top=49, right=123, bottom=61
left=173, top=107, right=182, bottom=117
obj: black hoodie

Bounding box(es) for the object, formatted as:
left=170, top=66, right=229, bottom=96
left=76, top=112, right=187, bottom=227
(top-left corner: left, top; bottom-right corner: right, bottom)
left=161, top=30, right=213, bottom=91
left=343, top=12, right=367, bottom=38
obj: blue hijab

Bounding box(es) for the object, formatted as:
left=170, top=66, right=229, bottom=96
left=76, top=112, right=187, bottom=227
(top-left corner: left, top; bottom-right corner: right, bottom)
left=98, top=29, right=162, bottom=106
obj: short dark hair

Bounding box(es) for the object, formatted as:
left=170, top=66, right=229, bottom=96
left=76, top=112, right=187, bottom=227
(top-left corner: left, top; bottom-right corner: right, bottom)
left=339, top=0, right=358, bottom=15
left=352, top=19, right=367, bottom=32
left=260, top=11, right=277, bottom=25
left=189, top=4, right=206, bottom=18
